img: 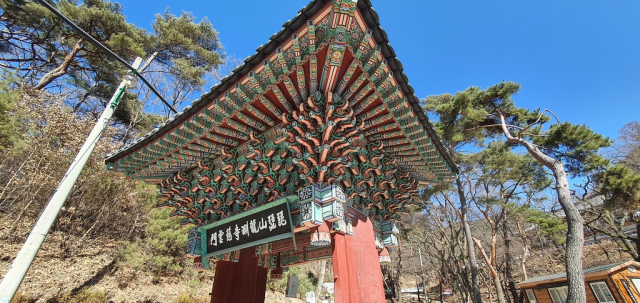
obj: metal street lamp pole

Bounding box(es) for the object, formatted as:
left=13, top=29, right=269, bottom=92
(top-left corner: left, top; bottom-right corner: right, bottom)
left=0, top=57, right=143, bottom=303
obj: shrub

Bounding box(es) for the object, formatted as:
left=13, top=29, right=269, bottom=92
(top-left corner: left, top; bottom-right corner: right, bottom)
left=171, top=293, right=209, bottom=303
left=0, top=91, right=153, bottom=251
left=10, top=293, right=36, bottom=303
left=267, top=265, right=317, bottom=297
left=49, top=288, right=108, bottom=303
left=116, top=191, right=191, bottom=274
left=0, top=72, right=22, bottom=149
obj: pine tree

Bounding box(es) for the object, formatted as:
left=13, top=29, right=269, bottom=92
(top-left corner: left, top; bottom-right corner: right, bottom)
left=465, top=141, right=551, bottom=303
left=423, top=81, right=612, bottom=303
left=0, top=72, right=22, bottom=149
left=0, top=0, right=224, bottom=134
left=615, top=122, right=640, bottom=174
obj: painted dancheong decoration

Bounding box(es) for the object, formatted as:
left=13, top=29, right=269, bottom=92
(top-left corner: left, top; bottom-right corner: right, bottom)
left=104, top=0, right=457, bottom=302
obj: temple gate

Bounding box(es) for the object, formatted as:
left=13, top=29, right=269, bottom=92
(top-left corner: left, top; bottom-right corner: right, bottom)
left=105, top=0, right=458, bottom=302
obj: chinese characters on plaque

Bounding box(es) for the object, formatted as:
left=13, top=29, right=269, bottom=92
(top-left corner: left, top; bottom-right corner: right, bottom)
left=204, top=200, right=293, bottom=257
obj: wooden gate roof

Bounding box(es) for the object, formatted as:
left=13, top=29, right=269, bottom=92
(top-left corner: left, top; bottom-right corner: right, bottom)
left=105, top=0, right=458, bottom=185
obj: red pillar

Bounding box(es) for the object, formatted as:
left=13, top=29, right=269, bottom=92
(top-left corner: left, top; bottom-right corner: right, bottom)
left=332, top=226, right=360, bottom=303
left=209, top=261, right=222, bottom=303
left=332, top=232, right=352, bottom=303
left=228, top=248, right=260, bottom=302
left=350, top=211, right=386, bottom=303
left=344, top=233, right=361, bottom=303
left=209, top=248, right=269, bottom=303
left=210, top=261, right=238, bottom=303
left=254, top=266, right=269, bottom=303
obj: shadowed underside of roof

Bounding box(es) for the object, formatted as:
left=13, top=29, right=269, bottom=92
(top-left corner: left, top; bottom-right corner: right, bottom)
left=104, top=0, right=459, bottom=225
left=105, top=0, right=457, bottom=182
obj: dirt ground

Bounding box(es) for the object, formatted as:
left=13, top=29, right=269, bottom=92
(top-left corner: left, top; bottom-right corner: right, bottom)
left=0, top=229, right=305, bottom=303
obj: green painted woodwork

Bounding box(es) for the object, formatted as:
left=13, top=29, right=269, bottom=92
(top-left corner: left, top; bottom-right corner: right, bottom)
left=108, top=0, right=457, bottom=231
left=157, top=90, right=421, bottom=225
left=382, top=234, right=398, bottom=247
left=199, top=195, right=296, bottom=258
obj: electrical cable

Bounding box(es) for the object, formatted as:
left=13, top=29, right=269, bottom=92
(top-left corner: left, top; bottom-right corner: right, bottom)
left=35, top=0, right=178, bottom=114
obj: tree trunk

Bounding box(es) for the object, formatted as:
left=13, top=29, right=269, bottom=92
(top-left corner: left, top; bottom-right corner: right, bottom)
left=8, top=195, right=37, bottom=236
left=456, top=177, right=483, bottom=303
left=35, top=39, right=83, bottom=90
left=473, top=237, right=507, bottom=303
left=635, top=221, right=640, bottom=261
left=516, top=220, right=529, bottom=281
left=0, top=151, right=34, bottom=205
left=384, top=266, right=396, bottom=301
left=550, top=162, right=586, bottom=303
left=315, top=260, right=327, bottom=298
left=498, top=112, right=586, bottom=303
left=440, top=249, right=445, bottom=303
left=603, top=210, right=639, bottom=259
left=503, top=216, right=519, bottom=303
left=395, top=242, right=403, bottom=302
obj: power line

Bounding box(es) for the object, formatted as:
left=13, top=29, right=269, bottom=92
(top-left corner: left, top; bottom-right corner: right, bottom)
left=35, top=0, right=178, bottom=114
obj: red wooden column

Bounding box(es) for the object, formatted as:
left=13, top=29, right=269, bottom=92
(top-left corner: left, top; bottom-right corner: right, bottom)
left=209, top=248, right=269, bottom=303
left=343, top=231, right=361, bottom=303
left=227, top=248, right=260, bottom=302
left=332, top=232, right=354, bottom=303
left=350, top=210, right=386, bottom=303
left=254, top=266, right=269, bottom=303
left=210, top=260, right=238, bottom=303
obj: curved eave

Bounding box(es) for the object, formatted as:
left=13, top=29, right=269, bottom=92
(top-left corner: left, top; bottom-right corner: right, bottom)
left=104, top=0, right=330, bottom=165
left=356, top=0, right=458, bottom=175
left=105, top=0, right=458, bottom=179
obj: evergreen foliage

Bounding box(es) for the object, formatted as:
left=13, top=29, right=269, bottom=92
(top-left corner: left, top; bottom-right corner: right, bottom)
left=0, top=1, right=228, bottom=298
left=423, top=82, right=545, bottom=149
left=533, top=122, right=611, bottom=177
left=115, top=193, right=191, bottom=274
left=0, top=72, right=22, bottom=149
left=422, top=81, right=617, bottom=303
left=267, top=266, right=318, bottom=297
left=151, top=10, right=223, bottom=84
left=0, top=0, right=223, bottom=89
left=615, top=121, right=640, bottom=174
left=523, top=207, right=567, bottom=244
left=0, top=89, right=160, bottom=261
left=0, top=0, right=148, bottom=89
left=423, top=81, right=621, bottom=215
left=598, top=164, right=640, bottom=210
left=1, top=1, right=636, bottom=300
left=0, top=0, right=224, bottom=134
left=597, top=121, right=640, bottom=209
left=469, top=141, right=551, bottom=195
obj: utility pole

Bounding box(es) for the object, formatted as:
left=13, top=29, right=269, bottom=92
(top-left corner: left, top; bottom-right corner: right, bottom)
left=0, top=58, right=143, bottom=303
left=418, top=246, right=429, bottom=302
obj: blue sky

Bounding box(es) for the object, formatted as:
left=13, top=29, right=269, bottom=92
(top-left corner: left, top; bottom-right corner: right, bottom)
left=116, top=0, right=640, bottom=140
